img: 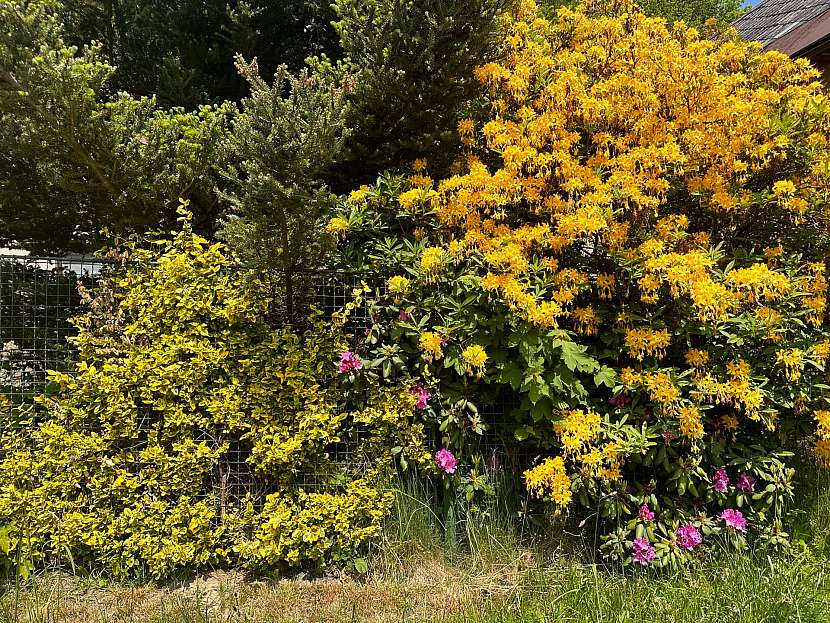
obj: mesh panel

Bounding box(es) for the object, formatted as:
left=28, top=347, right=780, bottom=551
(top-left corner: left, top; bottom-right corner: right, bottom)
left=0, top=257, right=526, bottom=508
left=0, top=256, right=108, bottom=404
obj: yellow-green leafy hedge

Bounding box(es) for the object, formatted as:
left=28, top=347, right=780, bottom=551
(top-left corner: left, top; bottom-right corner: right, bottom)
left=0, top=214, right=429, bottom=579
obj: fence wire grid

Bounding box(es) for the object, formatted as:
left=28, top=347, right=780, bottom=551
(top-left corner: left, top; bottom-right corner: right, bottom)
left=0, top=255, right=532, bottom=509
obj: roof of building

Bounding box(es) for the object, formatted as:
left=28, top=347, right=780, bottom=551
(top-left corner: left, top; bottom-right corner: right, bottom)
left=732, top=0, right=830, bottom=47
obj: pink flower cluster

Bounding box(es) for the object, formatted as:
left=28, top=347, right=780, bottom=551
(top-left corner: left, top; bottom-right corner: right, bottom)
left=632, top=537, right=656, bottom=565
left=409, top=383, right=431, bottom=410
left=737, top=472, right=756, bottom=492
left=638, top=504, right=654, bottom=522
left=608, top=393, right=631, bottom=408
left=337, top=351, right=363, bottom=373
left=713, top=468, right=730, bottom=493
left=435, top=448, right=457, bottom=474
left=720, top=508, right=747, bottom=532
left=676, top=524, right=702, bottom=550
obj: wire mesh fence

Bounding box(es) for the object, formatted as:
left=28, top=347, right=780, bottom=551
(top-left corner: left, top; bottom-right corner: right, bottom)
left=0, top=255, right=532, bottom=509
left=0, top=256, right=375, bottom=400
left=0, top=256, right=111, bottom=404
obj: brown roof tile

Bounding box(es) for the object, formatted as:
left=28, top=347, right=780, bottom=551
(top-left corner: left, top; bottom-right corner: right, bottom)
left=732, top=0, right=830, bottom=46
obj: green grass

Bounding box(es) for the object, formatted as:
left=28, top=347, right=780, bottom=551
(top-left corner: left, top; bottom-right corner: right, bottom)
left=0, top=467, right=826, bottom=622
left=453, top=553, right=830, bottom=623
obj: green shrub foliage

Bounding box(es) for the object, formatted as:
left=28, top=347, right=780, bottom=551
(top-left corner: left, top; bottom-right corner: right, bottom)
left=0, top=213, right=428, bottom=579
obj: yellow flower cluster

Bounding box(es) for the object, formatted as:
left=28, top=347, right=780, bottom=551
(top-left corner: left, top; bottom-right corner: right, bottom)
left=691, top=372, right=765, bottom=422
left=523, top=456, right=572, bottom=506
left=420, top=247, right=444, bottom=280
left=596, top=273, right=615, bottom=300
left=726, top=264, right=792, bottom=303
left=555, top=408, right=601, bottom=454
left=574, top=442, right=622, bottom=481
left=461, top=344, right=488, bottom=376
left=419, top=331, right=444, bottom=361
left=802, top=263, right=828, bottom=327
left=387, top=275, right=411, bottom=295
left=325, top=217, right=350, bottom=237
left=625, top=328, right=671, bottom=360
left=816, top=410, right=830, bottom=466
left=346, top=185, right=371, bottom=205
left=572, top=306, right=599, bottom=336
left=679, top=404, right=704, bottom=440
left=776, top=348, right=804, bottom=381
left=642, top=372, right=681, bottom=408
left=813, top=340, right=830, bottom=364
left=685, top=349, right=709, bottom=368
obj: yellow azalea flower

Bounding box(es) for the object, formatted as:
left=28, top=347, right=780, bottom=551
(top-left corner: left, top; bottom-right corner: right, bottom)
left=325, top=217, right=349, bottom=237
left=461, top=344, right=488, bottom=376
left=387, top=275, right=410, bottom=295
left=772, top=180, right=796, bottom=197
left=419, top=331, right=444, bottom=361
left=571, top=306, right=599, bottom=336
left=457, top=119, right=475, bottom=135
left=347, top=185, right=370, bottom=204
left=814, top=410, right=830, bottom=439
left=524, top=457, right=572, bottom=506
left=557, top=409, right=601, bottom=454
left=625, top=328, right=671, bottom=360
left=399, top=188, right=425, bottom=211
left=679, top=404, right=704, bottom=439
left=776, top=348, right=804, bottom=381
left=685, top=349, right=709, bottom=368
left=420, top=247, right=444, bottom=279
left=727, top=359, right=751, bottom=382
left=720, top=414, right=739, bottom=431
left=595, top=273, right=615, bottom=300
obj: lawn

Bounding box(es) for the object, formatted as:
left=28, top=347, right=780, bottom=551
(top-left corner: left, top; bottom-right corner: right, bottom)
left=0, top=469, right=826, bottom=623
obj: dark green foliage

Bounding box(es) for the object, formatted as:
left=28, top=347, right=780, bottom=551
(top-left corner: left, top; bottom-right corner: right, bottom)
left=329, top=0, right=511, bottom=187
left=539, top=0, right=744, bottom=26
left=59, top=0, right=342, bottom=107
left=218, top=59, right=349, bottom=269
left=1, top=0, right=513, bottom=257
left=0, top=0, right=231, bottom=253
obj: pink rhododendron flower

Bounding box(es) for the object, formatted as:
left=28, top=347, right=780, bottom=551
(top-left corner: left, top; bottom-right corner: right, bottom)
left=638, top=504, right=654, bottom=522
left=435, top=448, right=457, bottom=474
left=713, top=468, right=730, bottom=493
left=399, top=309, right=412, bottom=321
left=608, top=393, right=631, bottom=407
left=676, top=524, right=702, bottom=550
left=736, top=472, right=755, bottom=492
left=632, top=537, right=656, bottom=565
left=409, top=383, right=431, bottom=410
left=337, top=351, right=363, bottom=373
left=720, top=508, right=747, bottom=532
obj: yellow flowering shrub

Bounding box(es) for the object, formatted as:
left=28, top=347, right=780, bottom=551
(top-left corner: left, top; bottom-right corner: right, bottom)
left=0, top=215, right=429, bottom=578
left=331, top=0, right=830, bottom=565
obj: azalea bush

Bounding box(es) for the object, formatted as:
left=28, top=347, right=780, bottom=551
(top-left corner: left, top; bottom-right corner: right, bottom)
left=0, top=213, right=430, bottom=579
left=328, top=0, right=830, bottom=567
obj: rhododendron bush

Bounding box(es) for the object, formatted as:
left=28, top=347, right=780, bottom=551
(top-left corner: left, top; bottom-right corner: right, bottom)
left=330, top=0, right=830, bottom=566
